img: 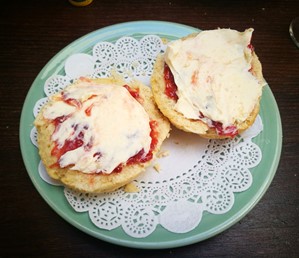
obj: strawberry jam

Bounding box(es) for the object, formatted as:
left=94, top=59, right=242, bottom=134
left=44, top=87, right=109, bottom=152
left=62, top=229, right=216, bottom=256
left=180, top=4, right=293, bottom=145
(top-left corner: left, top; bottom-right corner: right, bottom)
left=62, top=92, right=82, bottom=109
left=51, top=123, right=88, bottom=165
left=164, top=64, right=178, bottom=101
left=247, top=43, right=254, bottom=53
left=123, top=85, right=141, bottom=102
left=212, top=121, right=238, bottom=138
left=127, top=120, right=158, bottom=165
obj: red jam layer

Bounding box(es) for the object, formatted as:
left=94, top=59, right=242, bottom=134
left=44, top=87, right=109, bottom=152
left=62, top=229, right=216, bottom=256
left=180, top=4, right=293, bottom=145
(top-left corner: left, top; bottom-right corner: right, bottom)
left=123, top=85, right=141, bottom=102
left=212, top=121, right=238, bottom=138
left=247, top=43, right=254, bottom=53
left=127, top=120, right=158, bottom=165
left=164, top=64, right=178, bottom=101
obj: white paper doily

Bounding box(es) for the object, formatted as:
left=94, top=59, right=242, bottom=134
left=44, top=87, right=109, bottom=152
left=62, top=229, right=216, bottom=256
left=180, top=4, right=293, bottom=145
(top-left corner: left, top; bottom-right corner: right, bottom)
left=30, top=35, right=263, bottom=238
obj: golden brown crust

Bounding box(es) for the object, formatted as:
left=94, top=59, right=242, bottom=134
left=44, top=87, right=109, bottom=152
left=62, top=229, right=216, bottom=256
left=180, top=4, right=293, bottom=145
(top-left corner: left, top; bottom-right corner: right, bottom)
left=35, top=77, right=170, bottom=193
left=151, top=33, right=265, bottom=139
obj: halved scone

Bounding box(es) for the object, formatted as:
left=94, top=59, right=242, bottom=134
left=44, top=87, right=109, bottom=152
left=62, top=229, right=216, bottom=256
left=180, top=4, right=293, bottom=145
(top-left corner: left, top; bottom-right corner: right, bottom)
left=151, top=28, right=266, bottom=139
left=35, top=77, right=170, bottom=193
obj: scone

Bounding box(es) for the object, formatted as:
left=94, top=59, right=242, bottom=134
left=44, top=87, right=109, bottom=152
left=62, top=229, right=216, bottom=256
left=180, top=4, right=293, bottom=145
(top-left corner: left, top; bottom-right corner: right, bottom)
left=151, top=28, right=266, bottom=139
left=35, top=77, right=170, bottom=193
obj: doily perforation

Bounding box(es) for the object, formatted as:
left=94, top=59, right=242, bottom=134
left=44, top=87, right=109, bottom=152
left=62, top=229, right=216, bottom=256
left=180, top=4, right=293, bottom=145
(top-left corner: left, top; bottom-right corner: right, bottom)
left=44, top=75, right=71, bottom=97
left=93, top=41, right=117, bottom=65
left=33, top=97, right=49, bottom=117
left=122, top=205, right=158, bottom=238
left=30, top=127, right=38, bottom=147
left=64, top=188, right=95, bottom=212
left=231, top=141, right=262, bottom=168
left=89, top=197, right=123, bottom=230
left=140, top=35, right=163, bottom=57
left=194, top=163, right=219, bottom=185
left=202, top=182, right=235, bottom=214
left=220, top=164, right=252, bottom=192
left=115, top=37, right=140, bottom=60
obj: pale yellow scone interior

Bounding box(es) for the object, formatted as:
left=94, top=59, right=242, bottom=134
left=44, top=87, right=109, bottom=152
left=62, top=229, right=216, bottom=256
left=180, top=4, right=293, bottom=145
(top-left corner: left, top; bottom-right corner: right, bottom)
left=151, top=28, right=266, bottom=139
left=35, top=77, right=170, bottom=193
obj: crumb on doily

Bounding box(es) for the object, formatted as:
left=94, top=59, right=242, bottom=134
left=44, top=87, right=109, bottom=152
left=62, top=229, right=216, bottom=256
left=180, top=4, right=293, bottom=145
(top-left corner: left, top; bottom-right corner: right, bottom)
left=157, top=150, right=170, bottom=158
left=124, top=182, right=140, bottom=193
left=153, top=163, right=161, bottom=173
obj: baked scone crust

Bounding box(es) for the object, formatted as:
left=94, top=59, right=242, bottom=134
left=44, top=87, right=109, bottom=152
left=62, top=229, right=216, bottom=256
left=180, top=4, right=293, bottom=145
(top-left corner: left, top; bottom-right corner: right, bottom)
left=35, top=77, right=170, bottom=193
left=151, top=33, right=265, bottom=139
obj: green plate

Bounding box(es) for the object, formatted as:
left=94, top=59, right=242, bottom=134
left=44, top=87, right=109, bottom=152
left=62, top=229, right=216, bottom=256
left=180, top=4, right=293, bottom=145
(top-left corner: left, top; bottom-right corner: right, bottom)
left=19, top=21, right=282, bottom=249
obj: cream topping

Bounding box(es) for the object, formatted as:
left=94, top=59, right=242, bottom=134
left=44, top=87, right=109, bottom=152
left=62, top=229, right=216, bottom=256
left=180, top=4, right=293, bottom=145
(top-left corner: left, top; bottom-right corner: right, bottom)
left=43, top=79, right=151, bottom=174
left=165, top=28, right=264, bottom=128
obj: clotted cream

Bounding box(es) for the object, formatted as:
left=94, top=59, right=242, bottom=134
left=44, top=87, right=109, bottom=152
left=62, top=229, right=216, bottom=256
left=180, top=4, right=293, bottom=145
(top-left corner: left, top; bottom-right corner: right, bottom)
left=43, top=79, right=151, bottom=174
left=165, top=28, right=264, bottom=128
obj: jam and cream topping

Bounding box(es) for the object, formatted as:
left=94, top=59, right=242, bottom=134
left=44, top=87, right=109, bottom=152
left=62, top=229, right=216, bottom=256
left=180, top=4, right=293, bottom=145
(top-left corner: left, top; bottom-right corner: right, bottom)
left=165, top=28, right=264, bottom=129
left=43, top=79, right=152, bottom=174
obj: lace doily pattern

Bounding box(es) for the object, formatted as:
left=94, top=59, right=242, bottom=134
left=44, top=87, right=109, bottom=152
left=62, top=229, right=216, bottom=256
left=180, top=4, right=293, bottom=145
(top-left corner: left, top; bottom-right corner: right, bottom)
left=30, top=35, right=263, bottom=238
left=60, top=128, right=262, bottom=237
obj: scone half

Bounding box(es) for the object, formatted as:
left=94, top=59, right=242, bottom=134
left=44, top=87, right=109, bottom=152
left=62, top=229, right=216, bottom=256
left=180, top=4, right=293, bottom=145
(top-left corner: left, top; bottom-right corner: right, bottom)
left=151, top=29, right=266, bottom=139
left=35, top=77, right=170, bottom=193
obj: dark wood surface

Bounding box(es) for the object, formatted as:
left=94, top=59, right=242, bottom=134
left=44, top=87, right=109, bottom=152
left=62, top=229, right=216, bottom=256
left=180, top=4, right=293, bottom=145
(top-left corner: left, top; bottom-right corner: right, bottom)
left=1, top=0, right=298, bottom=257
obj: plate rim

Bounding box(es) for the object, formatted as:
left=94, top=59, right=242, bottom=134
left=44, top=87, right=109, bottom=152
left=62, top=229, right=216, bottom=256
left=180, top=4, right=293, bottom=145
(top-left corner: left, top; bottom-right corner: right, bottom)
left=19, top=20, right=283, bottom=249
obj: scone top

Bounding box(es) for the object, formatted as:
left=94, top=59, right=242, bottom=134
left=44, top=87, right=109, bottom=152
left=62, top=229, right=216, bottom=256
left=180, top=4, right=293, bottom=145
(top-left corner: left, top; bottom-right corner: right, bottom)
left=165, top=28, right=265, bottom=131
left=42, top=78, right=152, bottom=174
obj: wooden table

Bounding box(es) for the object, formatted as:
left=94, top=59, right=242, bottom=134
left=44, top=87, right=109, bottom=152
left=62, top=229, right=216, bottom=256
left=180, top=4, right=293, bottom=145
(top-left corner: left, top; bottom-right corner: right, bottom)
left=1, top=0, right=298, bottom=256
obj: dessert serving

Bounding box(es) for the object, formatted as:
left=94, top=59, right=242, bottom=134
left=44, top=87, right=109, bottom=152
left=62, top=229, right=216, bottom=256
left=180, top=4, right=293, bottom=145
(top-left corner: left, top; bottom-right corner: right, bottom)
left=19, top=22, right=282, bottom=245
left=34, top=77, right=170, bottom=193
left=151, top=28, right=266, bottom=139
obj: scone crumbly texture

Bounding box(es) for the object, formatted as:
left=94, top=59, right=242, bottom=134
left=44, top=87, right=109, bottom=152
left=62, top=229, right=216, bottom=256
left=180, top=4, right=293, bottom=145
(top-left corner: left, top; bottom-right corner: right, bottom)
left=151, top=29, right=266, bottom=139
left=35, top=77, right=170, bottom=193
